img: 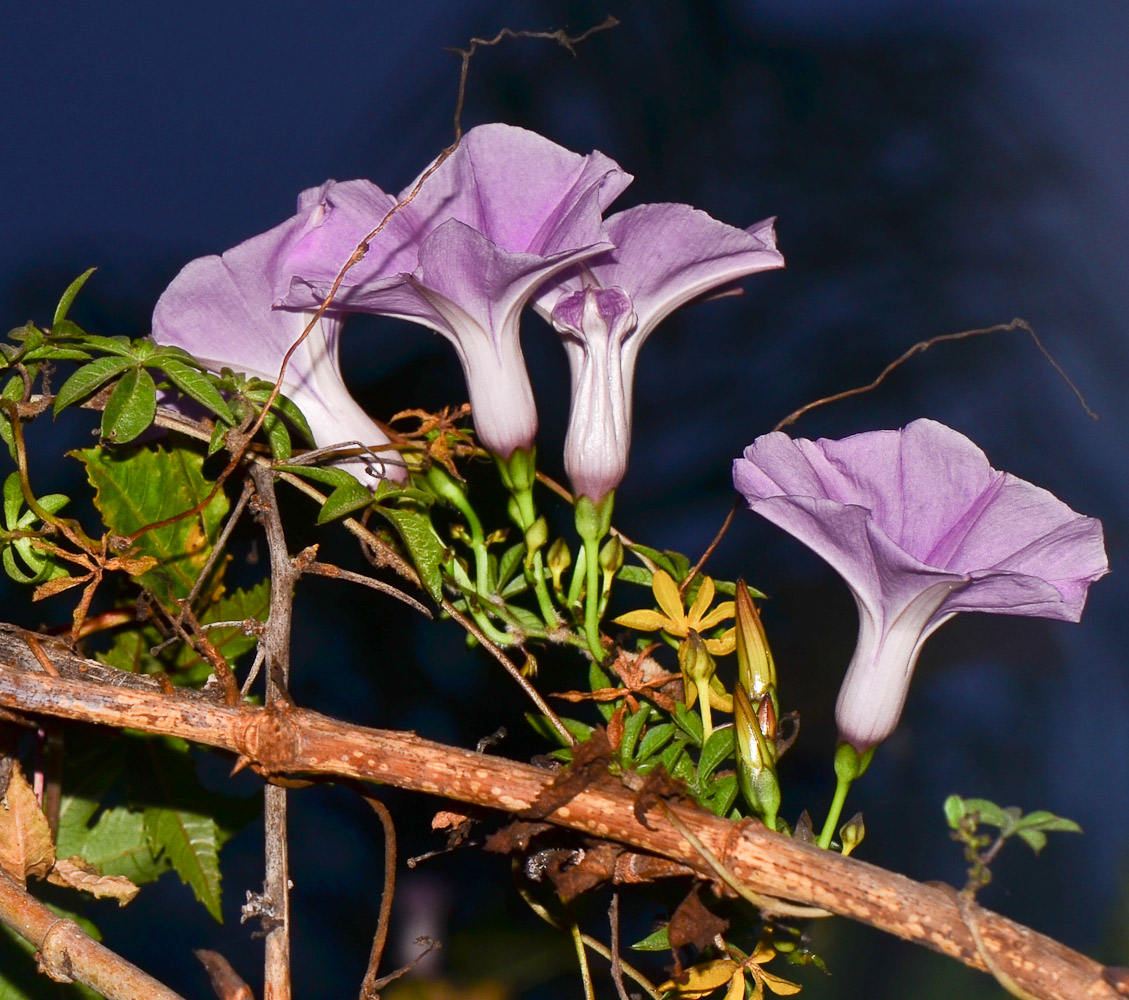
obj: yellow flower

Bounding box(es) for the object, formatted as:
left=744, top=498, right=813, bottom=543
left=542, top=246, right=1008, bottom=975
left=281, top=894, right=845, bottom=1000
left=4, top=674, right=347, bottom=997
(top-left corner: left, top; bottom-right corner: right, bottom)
left=615, top=570, right=735, bottom=656
left=658, top=944, right=802, bottom=1000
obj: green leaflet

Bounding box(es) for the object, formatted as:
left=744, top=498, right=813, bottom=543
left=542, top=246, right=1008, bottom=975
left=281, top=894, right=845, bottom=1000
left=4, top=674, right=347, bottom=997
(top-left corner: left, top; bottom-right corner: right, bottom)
left=100, top=366, right=157, bottom=443
left=374, top=505, right=446, bottom=601
left=74, top=443, right=229, bottom=608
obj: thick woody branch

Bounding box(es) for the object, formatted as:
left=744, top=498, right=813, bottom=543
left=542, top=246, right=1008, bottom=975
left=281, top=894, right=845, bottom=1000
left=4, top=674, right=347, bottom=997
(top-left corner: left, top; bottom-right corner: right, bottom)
left=0, top=867, right=185, bottom=1000
left=0, top=625, right=1123, bottom=1000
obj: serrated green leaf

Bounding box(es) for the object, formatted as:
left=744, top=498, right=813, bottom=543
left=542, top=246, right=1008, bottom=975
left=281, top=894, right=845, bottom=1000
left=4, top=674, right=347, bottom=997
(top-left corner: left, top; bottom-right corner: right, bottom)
left=68, top=333, right=135, bottom=357
left=53, top=355, right=134, bottom=414
left=95, top=627, right=165, bottom=675
left=273, top=463, right=361, bottom=490
left=74, top=806, right=166, bottom=884
left=53, top=269, right=96, bottom=327
left=156, top=359, right=234, bottom=423
left=101, top=366, right=157, bottom=443
left=374, top=505, right=445, bottom=601
left=262, top=410, right=292, bottom=460
left=697, top=726, right=735, bottom=784
left=143, top=805, right=223, bottom=920
left=317, top=481, right=373, bottom=524
left=634, top=722, right=675, bottom=764
left=243, top=385, right=313, bottom=445
left=630, top=925, right=671, bottom=952
left=23, top=345, right=91, bottom=362
left=75, top=443, right=229, bottom=607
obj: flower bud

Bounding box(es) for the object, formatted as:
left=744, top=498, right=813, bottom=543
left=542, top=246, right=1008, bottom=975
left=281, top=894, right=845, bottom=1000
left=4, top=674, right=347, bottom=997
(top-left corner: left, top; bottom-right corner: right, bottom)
left=546, top=538, right=572, bottom=593
left=735, top=579, right=775, bottom=698
left=838, top=811, right=865, bottom=856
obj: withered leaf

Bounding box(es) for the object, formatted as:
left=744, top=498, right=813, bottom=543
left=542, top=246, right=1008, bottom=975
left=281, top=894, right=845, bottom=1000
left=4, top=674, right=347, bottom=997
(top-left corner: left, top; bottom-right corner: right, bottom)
left=48, top=856, right=140, bottom=905
left=669, top=885, right=729, bottom=955
left=0, top=762, right=55, bottom=884
left=520, top=728, right=612, bottom=820
left=545, top=841, right=622, bottom=902
left=483, top=820, right=552, bottom=854
left=633, top=767, right=694, bottom=830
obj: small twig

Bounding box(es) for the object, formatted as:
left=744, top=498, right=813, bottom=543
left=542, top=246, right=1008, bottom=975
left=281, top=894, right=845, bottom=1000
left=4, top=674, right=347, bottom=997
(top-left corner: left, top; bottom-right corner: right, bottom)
left=446, top=16, right=619, bottom=138
left=176, top=605, right=242, bottom=705
left=195, top=950, right=255, bottom=1000
left=303, top=561, right=432, bottom=618
left=249, top=467, right=297, bottom=1000
left=184, top=477, right=256, bottom=612
left=440, top=598, right=575, bottom=746
left=354, top=789, right=398, bottom=1000
left=609, top=893, right=632, bottom=1000
left=679, top=499, right=741, bottom=599
left=570, top=916, right=597, bottom=1000
left=774, top=318, right=1097, bottom=432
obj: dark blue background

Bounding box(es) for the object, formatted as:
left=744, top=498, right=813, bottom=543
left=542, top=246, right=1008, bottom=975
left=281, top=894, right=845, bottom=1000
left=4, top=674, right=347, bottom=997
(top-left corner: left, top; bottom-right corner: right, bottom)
left=3, top=2, right=1127, bottom=998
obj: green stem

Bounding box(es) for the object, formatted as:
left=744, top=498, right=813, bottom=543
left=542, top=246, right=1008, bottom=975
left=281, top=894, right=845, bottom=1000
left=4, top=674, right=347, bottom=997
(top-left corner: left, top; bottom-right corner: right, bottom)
left=817, top=771, right=852, bottom=850
left=527, top=549, right=558, bottom=627
left=581, top=532, right=604, bottom=662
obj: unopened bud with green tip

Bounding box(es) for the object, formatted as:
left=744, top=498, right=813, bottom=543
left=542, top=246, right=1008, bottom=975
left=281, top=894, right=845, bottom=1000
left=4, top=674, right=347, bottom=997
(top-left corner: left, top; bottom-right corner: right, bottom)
left=598, top=535, right=624, bottom=599
left=734, top=683, right=781, bottom=829
left=524, top=515, right=549, bottom=563
left=679, top=630, right=719, bottom=739
left=547, top=538, right=572, bottom=594
left=735, top=579, right=776, bottom=698
left=838, top=811, right=865, bottom=856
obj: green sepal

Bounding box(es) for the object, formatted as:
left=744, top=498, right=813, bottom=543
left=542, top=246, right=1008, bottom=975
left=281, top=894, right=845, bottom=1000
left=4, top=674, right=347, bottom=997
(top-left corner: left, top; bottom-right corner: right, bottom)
left=630, top=925, right=671, bottom=952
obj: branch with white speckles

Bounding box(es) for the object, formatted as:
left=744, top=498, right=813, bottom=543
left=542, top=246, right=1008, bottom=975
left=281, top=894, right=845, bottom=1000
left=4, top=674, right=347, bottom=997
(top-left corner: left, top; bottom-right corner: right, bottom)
left=0, top=623, right=1123, bottom=1000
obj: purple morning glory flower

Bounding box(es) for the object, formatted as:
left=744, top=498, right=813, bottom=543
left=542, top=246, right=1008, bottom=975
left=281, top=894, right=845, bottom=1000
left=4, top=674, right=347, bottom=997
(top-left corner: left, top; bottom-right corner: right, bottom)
left=152, top=189, right=402, bottom=484
left=733, top=419, right=1109, bottom=751
left=534, top=205, right=783, bottom=502
left=279, top=123, right=633, bottom=460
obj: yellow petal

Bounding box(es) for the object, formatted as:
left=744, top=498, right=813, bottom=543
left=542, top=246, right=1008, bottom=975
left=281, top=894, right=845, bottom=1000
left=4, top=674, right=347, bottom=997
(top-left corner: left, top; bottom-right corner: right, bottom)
left=652, top=570, right=687, bottom=630
left=613, top=608, right=675, bottom=633
left=698, top=600, right=735, bottom=630
left=704, top=628, right=737, bottom=657
left=759, top=970, right=803, bottom=996
left=659, top=959, right=739, bottom=996
left=724, top=971, right=747, bottom=1000
left=687, top=574, right=716, bottom=626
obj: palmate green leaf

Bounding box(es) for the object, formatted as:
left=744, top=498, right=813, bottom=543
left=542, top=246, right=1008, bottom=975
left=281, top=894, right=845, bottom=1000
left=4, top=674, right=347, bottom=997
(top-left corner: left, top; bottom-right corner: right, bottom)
left=101, top=366, right=157, bottom=443
left=53, top=355, right=134, bottom=414
left=75, top=443, right=229, bottom=607
left=68, top=806, right=165, bottom=885
left=95, top=627, right=164, bottom=675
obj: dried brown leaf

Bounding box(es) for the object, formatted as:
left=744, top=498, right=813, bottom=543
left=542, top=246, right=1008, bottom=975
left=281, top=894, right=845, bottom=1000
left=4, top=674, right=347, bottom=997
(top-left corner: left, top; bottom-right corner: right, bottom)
left=0, top=762, right=54, bottom=884
left=669, top=886, right=729, bottom=955
left=520, top=729, right=612, bottom=820
left=47, top=856, right=140, bottom=905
